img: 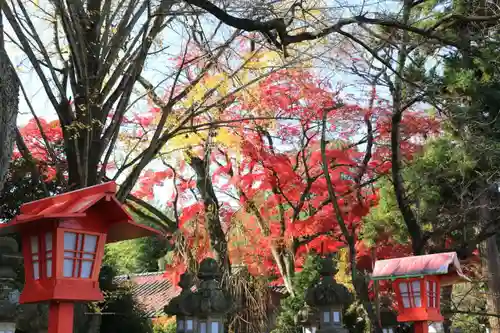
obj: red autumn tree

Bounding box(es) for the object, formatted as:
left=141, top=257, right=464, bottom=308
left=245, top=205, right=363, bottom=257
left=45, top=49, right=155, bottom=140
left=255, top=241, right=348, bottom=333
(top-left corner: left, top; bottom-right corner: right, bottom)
left=132, top=67, right=439, bottom=297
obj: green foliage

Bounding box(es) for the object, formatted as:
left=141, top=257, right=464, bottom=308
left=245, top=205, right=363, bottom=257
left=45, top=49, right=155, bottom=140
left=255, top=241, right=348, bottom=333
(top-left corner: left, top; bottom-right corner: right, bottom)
left=271, top=255, right=321, bottom=333
left=362, top=177, right=409, bottom=245
left=97, top=265, right=153, bottom=333
left=362, top=135, right=478, bottom=245
left=451, top=314, right=488, bottom=333
left=103, top=210, right=169, bottom=274
left=103, top=235, right=167, bottom=274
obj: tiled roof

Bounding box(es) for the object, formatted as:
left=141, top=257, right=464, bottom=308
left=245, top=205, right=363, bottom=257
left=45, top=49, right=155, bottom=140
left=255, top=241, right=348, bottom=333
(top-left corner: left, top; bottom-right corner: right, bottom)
left=115, top=272, right=289, bottom=318
left=115, top=271, right=179, bottom=318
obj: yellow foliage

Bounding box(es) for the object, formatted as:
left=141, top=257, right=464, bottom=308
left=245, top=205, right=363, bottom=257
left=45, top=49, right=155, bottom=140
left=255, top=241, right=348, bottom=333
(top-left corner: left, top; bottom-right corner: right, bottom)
left=214, top=128, right=240, bottom=147
left=335, top=247, right=354, bottom=292
left=168, top=132, right=205, bottom=151
left=307, top=9, right=322, bottom=17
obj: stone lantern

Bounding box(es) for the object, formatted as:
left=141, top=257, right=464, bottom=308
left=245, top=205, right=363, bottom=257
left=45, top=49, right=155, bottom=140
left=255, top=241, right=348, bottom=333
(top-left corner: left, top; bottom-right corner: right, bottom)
left=0, top=237, right=23, bottom=333
left=165, top=258, right=232, bottom=333
left=305, top=255, right=352, bottom=333
left=296, top=304, right=318, bottom=333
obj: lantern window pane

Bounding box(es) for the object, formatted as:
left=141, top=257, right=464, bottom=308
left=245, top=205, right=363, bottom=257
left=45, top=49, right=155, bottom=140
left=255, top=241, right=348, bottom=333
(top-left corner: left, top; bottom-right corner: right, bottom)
left=200, top=322, right=207, bottom=333
left=323, top=311, right=330, bottom=323
left=211, top=322, right=219, bottom=333
left=31, top=236, right=40, bottom=280
left=33, top=262, right=40, bottom=280
left=63, top=259, right=74, bottom=277
left=426, top=281, right=430, bottom=307
left=411, top=280, right=422, bottom=307
left=30, top=236, right=38, bottom=253
left=81, top=261, right=92, bottom=278
left=83, top=235, right=97, bottom=252
left=64, top=232, right=77, bottom=250
left=46, top=259, right=52, bottom=278
left=178, top=320, right=184, bottom=330
left=399, top=282, right=411, bottom=308
left=45, top=232, right=53, bottom=278
left=333, top=311, right=340, bottom=323
left=63, top=232, right=98, bottom=279
left=426, top=280, right=437, bottom=308
left=45, top=232, right=53, bottom=251
left=186, top=320, right=193, bottom=330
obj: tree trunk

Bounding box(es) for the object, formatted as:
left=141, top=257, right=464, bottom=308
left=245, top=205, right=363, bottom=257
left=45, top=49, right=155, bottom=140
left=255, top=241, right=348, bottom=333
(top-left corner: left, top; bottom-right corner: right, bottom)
left=478, top=191, right=500, bottom=333
left=480, top=235, right=500, bottom=333
left=0, top=11, right=19, bottom=193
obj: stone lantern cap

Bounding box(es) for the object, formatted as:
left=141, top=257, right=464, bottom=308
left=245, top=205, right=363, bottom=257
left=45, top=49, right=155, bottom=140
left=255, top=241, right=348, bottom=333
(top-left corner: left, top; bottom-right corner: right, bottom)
left=305, top=256, right=353, bottom=308
left=165, top=258, right=231, bottom=318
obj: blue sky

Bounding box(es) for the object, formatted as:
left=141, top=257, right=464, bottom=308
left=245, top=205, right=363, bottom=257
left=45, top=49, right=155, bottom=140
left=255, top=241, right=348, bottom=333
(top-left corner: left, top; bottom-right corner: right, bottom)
left=4, top=0, right=412, bottom=208
left=7, top=0, right=404, bottom=126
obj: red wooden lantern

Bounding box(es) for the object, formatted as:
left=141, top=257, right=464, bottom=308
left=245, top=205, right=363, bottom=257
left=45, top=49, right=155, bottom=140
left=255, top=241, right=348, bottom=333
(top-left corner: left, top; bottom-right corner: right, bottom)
left=0, top=182, right=161, bottom=333
left=391, top=276, right=442, bottom=322
left=372, top=252, right=468, bottom=333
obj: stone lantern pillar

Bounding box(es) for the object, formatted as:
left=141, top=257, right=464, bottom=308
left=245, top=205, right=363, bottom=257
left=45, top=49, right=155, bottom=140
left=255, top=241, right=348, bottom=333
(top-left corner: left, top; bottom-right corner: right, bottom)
left=165, top=258, right=232, bottom=333
left=0, top=237, right=23, bottom=333
left=304, top=255, right=353, bottom=333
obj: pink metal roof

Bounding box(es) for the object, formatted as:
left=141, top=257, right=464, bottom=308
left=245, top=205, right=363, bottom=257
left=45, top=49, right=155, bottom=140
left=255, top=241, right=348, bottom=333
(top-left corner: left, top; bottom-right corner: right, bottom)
left=372, top=252, right=468, bottom=286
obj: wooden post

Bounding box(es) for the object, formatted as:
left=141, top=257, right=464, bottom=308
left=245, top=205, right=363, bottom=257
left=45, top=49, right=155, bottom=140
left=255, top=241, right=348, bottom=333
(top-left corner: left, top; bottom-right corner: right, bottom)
left=48, top=301, right=74, bottom=333
left=413, top=322, right=428, bottom=333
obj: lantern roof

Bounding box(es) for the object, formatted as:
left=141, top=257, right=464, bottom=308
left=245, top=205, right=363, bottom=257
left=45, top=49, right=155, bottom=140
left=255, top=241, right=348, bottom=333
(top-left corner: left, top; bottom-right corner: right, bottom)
left=371, top=252, right=469, bottom=286
left=0, top=182, right=161, bottom=243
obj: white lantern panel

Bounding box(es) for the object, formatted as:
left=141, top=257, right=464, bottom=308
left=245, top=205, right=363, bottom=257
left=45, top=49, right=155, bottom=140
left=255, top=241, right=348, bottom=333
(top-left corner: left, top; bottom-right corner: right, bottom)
left=63, top=259, right=74, bottom=277
left=333, top=311, right=340, bottom=323
left=211, top=321, right=219, bottom=333
left=200, top=322, right=207, bottom=333
left=83, top=234, right=97, bottom=252
left=46, top=259, right=53, bottom=278
left=323, top=311, right=330, bottom=323
left=186, top=320, right=193, bottom=330
left=81, top=261, right=93, bottom=278
left=399, top=282, right=411, bottom=308
left=30, top=236, right=38, bottom=253
left=64, top=232, right=77, bottom=250
left=33, top=262, right=40, bottom=280
left=412, top=281, right=422, bottom=307
left=45, top=232, right=53, bottom=251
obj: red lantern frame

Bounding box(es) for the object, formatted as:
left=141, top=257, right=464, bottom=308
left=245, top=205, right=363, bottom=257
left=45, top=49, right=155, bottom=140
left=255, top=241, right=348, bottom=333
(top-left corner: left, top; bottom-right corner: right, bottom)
left=392, top=276, right=442, bottom=322
left=372, top=253, right=469, bottom=333
left=0, top=182, right=162, bottom=333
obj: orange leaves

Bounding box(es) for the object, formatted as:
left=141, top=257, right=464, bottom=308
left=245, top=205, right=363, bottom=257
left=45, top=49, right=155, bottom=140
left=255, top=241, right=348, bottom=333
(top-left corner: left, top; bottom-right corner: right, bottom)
left=142, top=64, right=442, bottom=286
